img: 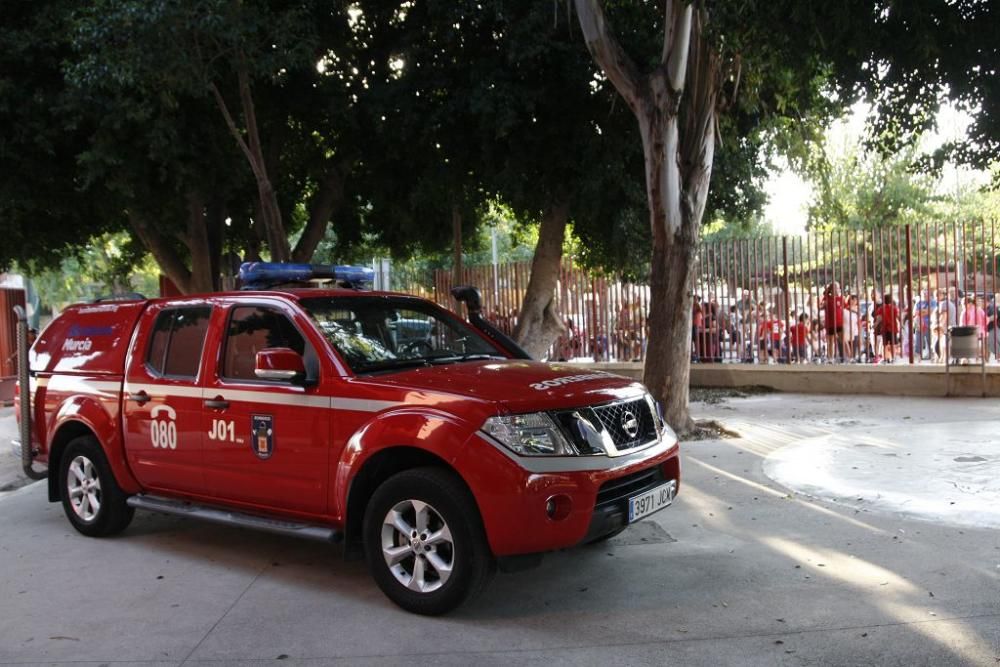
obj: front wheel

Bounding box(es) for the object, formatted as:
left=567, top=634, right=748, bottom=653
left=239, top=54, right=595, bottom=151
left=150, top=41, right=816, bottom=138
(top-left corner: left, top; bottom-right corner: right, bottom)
left=60, top=435, right=134, bottom=537
left=363, top=467, right=495, bottom=615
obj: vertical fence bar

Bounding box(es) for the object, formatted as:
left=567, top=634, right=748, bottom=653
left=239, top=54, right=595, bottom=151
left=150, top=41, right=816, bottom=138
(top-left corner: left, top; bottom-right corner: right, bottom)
left=953, top=220, right=960, bottom=300
left=905, top=225, right=914, bottom=364
left=991, top=218, right=997, bottom=360
left=782, top=236, right=790, bottom=363
left=746, top=237, right=753, bottom=362
left=892, top=225, right=916, bottom=362
left=799, top=235, right=806, bottom=362
left=858, top=229, right=875, bottom=362
left=809, top=230, right=817, bottom=360
left=740, top=239, right=753, bottom=363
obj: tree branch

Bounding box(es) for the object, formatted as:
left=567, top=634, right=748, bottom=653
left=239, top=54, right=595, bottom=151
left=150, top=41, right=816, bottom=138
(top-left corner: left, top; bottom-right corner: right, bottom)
left=236, top=52, right=265, bottom=177
left=209, top=81, right=266, bottom=183
left=678, top=10, right=720, bottom=230
left=573, top=0, right=643, bottom=108
left=665, top=1, right=693, bottom=90
left=234, top=53, right=290, bottom=261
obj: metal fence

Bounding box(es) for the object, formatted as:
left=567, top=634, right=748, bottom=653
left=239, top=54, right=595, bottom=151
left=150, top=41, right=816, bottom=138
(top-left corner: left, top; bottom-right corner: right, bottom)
left=428, top=260, right=653, bottom=362
left=411, top=222, right=999, bottom=364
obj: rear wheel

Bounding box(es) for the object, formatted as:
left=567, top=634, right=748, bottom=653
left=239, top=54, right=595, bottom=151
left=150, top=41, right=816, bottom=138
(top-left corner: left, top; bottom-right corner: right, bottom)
left=60, top=435, right=134, bottom=537
left=363, top=467, right=495, bottom=615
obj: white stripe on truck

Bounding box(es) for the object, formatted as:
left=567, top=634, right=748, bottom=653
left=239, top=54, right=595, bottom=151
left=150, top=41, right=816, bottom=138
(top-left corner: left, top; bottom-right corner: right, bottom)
left=124, top=382, right=402, bottom=413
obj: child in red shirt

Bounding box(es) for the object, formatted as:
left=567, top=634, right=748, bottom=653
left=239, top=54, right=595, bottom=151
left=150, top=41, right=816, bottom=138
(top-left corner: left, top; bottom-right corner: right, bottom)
left=880, top=294, right=900, bottom=363
left=790, top=313, right=810, bottom=362
left=821, top=282, right=846, bottom=361
left=758, top=308, right=784, bottom=363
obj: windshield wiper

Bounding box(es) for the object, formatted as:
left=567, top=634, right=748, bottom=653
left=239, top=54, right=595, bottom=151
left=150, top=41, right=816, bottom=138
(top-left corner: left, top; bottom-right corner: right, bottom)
left=426, top=353, right=505, bottom=365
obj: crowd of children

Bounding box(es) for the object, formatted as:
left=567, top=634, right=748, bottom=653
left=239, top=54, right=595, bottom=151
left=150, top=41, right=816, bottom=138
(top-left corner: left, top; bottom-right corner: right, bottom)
left=691, top=282, right=997, bottom=365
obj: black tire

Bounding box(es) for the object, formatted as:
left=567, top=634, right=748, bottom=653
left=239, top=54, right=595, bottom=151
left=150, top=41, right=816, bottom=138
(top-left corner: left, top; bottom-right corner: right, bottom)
left=59, top=435, right=134, bottom=537
left=363, top=467, right=495, bottom=615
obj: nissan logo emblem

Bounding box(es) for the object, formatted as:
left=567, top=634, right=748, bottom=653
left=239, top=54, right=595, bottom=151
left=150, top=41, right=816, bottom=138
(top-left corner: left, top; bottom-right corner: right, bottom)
left=620, top=410, right=640, bottom=439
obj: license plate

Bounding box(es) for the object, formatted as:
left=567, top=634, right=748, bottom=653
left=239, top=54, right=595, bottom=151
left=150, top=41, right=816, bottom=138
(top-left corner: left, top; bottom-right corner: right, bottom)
left=628, top=480, right=676, bottom=523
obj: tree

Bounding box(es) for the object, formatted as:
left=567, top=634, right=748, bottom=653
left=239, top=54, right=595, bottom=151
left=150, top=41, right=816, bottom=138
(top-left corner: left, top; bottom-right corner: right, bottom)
left=803, top=132, right=943, bottom=231
left=2, top=1, right=358, bottom=290
left=573, top=1, right=819, bottom=429
left=0, top=0, right=120, bottom=271
left=572, top=1, right=998, bottom=431
left=26, top=232, right=160, bottom=310
left=70, top=1, right=353, bottom=280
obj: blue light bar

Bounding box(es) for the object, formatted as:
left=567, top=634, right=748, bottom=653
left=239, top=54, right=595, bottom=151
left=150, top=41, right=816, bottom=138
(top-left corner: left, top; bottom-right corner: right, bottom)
left=238, top=262, right=374, bottom=290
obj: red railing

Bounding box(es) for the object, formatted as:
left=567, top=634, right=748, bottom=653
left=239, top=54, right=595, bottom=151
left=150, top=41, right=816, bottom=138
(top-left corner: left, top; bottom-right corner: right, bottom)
left=407, top=222, right=998, bottom=364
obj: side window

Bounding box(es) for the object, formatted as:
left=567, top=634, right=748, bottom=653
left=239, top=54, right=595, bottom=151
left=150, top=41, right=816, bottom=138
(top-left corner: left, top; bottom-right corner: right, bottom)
left=146, top=307, right=212, bottom=379
left=222, top=306, right=307, bottom=381
left=146, top=311, right=173, bottom=375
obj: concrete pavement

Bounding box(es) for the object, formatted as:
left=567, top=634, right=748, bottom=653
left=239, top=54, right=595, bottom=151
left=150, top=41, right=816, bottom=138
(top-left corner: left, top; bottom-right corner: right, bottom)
left=1, top=394, right=998, bottom=666
left=0, top=406, right=32, bottom=496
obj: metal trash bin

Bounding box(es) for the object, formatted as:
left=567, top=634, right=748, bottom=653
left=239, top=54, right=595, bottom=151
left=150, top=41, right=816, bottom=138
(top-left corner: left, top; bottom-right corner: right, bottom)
left=949, top=325, right=980, bottom=360
left=946, top=325, right=986, bottom=397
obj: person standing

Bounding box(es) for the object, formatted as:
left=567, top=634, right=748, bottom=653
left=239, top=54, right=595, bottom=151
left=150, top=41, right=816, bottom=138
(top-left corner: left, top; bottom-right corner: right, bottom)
left=869, top=289, right=884, bottom=363
left=880, top=294, right=901, bottom=363
left=845, top=295, right=861, bottom=361
left=962, top=295, right=989, bottom=360
left=691, top=300, right=704, bottom=362
left=821, top=282, right=846, bottom=362
left=790, top=313, right=811, bottom=363
left=914, top=289, right=936, bottom=360
left=932, top=290, right=955, bottom=363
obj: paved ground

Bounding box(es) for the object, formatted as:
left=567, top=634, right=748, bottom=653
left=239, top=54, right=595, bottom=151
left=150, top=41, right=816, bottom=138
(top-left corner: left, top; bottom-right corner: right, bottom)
left=0, top=406, right=32, bottom=496
left=1, top=395, right=999, bottom=666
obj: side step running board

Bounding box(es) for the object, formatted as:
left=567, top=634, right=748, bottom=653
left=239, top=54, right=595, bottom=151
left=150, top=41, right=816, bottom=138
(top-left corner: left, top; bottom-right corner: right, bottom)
left=127, top=495, right=341, bottom=543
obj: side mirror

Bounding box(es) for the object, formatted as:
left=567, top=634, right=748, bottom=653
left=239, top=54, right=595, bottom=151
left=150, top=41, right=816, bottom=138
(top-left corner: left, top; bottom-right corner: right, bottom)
left=254, top=347, right=305, bottom=382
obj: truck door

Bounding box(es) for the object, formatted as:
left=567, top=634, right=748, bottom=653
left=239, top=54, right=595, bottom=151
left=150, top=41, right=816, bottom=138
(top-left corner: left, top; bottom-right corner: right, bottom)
left=201, top=302, right=331, bottom=516
left=123, top=304, right=213, bottom=495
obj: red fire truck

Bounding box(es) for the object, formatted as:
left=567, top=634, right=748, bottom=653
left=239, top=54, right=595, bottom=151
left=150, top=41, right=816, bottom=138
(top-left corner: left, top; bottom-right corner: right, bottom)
left=14, top=264, right=680, bottom=614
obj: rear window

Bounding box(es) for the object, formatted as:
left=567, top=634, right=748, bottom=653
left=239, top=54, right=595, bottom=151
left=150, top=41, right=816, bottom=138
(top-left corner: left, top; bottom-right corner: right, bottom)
left=146, top=307, right=212, bottom=379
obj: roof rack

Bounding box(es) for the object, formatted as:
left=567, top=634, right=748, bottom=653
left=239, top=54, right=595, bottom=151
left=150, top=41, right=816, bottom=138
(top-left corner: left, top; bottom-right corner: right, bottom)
left=238, top=262, right=374, bottom=291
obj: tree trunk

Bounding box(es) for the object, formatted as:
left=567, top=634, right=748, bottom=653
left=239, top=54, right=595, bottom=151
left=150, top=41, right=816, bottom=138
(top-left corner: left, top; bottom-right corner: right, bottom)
left=514, top=202, right=569, bottom=359
left=206, top=198, right=225, bottom=285
left=184, top=192, right=216, bottom=294
left=292, top=164, right=346, bottom=263
left=643, top=230, right=697, bottom=434
left=451, top=206, right=463, bottom=285
left=574, top=0, right=719, bottom=433
left=129, top=212, right=193, bottom=294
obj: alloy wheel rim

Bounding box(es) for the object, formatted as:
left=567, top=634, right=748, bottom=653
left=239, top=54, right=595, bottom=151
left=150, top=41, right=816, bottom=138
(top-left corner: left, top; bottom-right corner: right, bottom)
left=67, top=455, right=102, bottom=522
left=381, top=499, right=454, bottom=593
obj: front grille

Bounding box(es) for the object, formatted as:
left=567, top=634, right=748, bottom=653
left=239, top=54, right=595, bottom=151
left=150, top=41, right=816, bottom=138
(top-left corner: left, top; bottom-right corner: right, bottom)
left=595, top=465, right=665, bottom=508
left=591, top=397, right=658, bottom=451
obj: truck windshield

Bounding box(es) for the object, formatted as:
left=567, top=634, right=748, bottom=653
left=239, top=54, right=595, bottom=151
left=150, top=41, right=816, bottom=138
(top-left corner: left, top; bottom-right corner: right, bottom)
left=299, top=296, right=505, bottom=373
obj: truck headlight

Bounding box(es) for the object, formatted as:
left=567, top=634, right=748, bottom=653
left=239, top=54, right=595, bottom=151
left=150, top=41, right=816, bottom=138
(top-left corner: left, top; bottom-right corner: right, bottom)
left=650, top=397, right=679, bottom=444
left=482, top=413, right=578, bottom=456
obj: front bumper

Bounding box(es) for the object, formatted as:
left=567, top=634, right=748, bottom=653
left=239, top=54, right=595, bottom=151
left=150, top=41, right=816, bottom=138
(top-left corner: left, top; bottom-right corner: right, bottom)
left=461, top=434, right=681, bottom=556
left=580, top=467, right=676, bottom=543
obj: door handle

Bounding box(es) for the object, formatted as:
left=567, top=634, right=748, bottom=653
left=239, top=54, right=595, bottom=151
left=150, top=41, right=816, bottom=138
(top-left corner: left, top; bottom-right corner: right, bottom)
left=127, top=391, right=150, bottom=405
left=204, top=397, right=230, bottom=410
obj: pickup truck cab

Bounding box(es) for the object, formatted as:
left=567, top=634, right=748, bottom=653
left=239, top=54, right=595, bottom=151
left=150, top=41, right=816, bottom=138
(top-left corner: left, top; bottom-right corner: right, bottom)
left=16, top=264, right=680, bottom=614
